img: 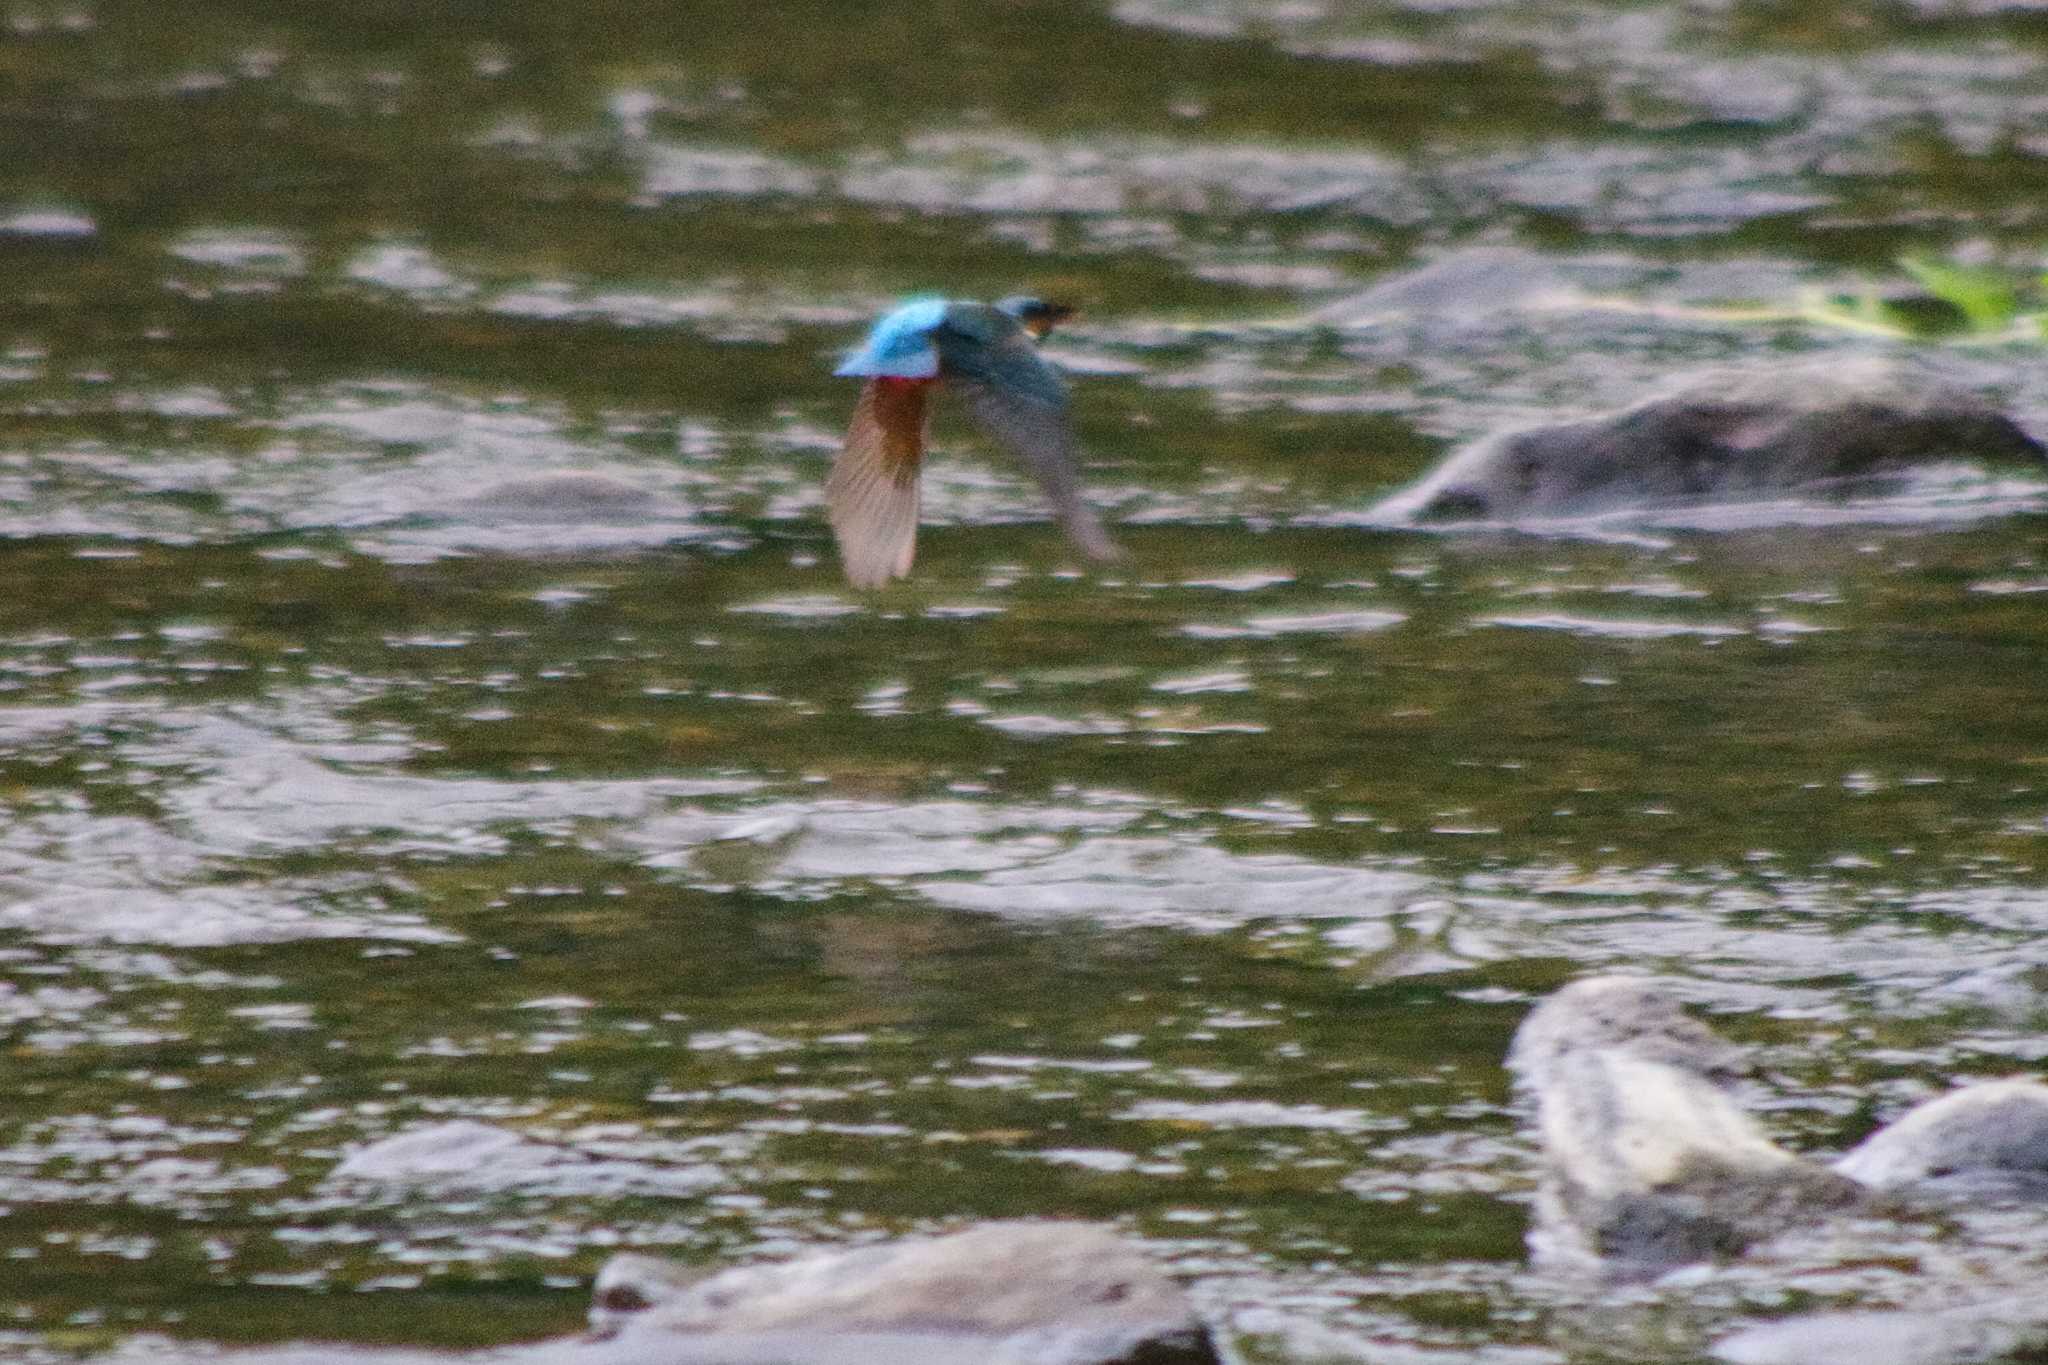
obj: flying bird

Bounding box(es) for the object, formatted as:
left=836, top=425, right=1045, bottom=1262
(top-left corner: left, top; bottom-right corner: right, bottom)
left=827, top=295, right=1122, bottom=588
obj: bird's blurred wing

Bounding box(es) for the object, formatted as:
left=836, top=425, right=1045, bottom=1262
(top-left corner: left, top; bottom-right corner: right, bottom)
left=828, top=379, right=929, bottom=588
left=951, top=373, right=1122, bottom=564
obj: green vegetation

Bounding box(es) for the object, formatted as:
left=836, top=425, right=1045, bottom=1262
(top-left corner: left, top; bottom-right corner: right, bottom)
left=1802, top=255, right=2048, bottom=341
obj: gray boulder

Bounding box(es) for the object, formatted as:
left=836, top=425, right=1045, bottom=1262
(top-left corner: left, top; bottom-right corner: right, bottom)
left=1507, top=976, right=1863, bottom=1273
left=1376, top=361, right=2044, bottom=522
left=593, top=1221, right=1217, bottom=1364
left=1516, top=977, right=2048, bottom=1362
left=96, top=1222, right=1215, bottom=1365
left=454, top=471, right=674, bottom=524
left=327, top=1120, right=722, bottom=1199
left=1511, top=975, right=2048, bottom=1279
left=1308, top=246, right=1586, bottom=325
left=1834, top=1078, right=2048, bottom=1198
left=1716, top=1298, right=2048, bottom=1365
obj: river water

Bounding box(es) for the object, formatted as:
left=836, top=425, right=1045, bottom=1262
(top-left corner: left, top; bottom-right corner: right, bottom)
left=3, top=1, right=2047, bottom=1360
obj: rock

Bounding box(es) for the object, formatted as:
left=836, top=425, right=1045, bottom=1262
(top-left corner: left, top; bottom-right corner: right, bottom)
left=1510, top=977, right=2048, bottom=1277
left=1834, top=1078, right=2048, bottom=1197
left=1715, top=1297, right=2048, bottom=1365
left=1507, top=976, right=1864, bottom=1273
left=329, top=1119, right=544, bottom=1182
left=598, top=1221, right=1218, bottom=1364
left=96, top=1222, right=1215, bottom=1365
left=1507, top=973, right=1750, bottom=1082
left=1308, top=246, right=1583, bottom=324
left=454, top=471, right=669, bottom=524
left=588, top=1251, right=709, bottom=1334
left=328, top=1120, right=722, bottom=1198
left=1374, top=360, right=2045, bottom=522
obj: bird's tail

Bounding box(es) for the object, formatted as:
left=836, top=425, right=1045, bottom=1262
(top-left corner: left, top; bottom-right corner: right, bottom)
left=1049, top=486, right=1124, bottom=565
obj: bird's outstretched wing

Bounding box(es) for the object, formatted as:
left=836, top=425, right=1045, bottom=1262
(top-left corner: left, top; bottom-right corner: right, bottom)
left=936, top=319, right=1122, bottom=564
left=827, top=378, right=931, bottom=588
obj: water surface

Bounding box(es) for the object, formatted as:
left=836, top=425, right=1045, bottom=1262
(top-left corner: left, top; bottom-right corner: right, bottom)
left=3, top=1, right=2047, bottom=1360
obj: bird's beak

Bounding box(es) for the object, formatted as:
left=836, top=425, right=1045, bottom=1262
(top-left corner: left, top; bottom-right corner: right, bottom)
left=1025, top=302, right=1076, bottom=338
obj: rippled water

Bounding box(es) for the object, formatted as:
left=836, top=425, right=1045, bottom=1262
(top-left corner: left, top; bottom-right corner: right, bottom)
left=4, top=1, right=2047, bottom=1360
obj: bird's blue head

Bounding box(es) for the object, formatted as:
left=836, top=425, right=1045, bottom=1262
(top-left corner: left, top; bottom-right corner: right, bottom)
left=835, top=297, right=949, bottom=379
left=995, top=296, right=1076, bottom=339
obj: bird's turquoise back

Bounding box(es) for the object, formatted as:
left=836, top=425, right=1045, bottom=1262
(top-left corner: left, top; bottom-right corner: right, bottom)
left=835, top=297, right=949, bottom=378
left=834, top=298, right=1064, bottom=406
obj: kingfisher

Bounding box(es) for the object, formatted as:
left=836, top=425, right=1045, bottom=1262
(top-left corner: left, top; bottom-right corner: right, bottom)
left=827, top=295, right=1123, bottom=588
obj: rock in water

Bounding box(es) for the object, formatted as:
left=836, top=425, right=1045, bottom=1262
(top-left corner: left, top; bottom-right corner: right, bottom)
left=93, top=1223, right=1214, bottom=1365
left=1507, top=977, right=1864, bottom=1273
left=598, top=1221, right=1219, bottom=1364
left=326, top=1120, right=721, bottom=1198
left=589, top=1252, right=710, bottom=1334
left=1834, top=1077, right=2048, bottom=1197
left=1374, top=360, right=2045, bottom=522
left=455, top=470, right=665, bottom=523
left=1510, top=977, right=2048, bottom=1279
left=1308, top=246, right=1581, bottom=325
left=1716, top=1298, right=2048, bottom=1365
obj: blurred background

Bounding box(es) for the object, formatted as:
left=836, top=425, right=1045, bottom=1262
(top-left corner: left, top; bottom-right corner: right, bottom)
left=3, top=1, right=2047, bottom=1360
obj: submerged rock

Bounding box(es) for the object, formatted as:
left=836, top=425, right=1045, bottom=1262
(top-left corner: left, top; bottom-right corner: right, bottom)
left=329, top=1119, right=547, bottom=1182
left=327, top=1120, right=722, bottom=1198
left=1308, top=246, right=1585, bottom=324
left=1375, top=361, right=2045, bottom=522
left=454, top=470, right=672, bottom=524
